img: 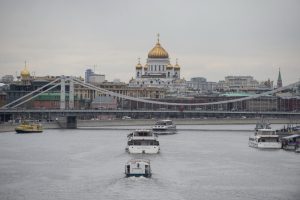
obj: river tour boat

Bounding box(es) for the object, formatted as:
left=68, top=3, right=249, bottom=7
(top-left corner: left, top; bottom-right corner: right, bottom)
left=249, top=128, right=281, bottom=149
left=125, top=159, right=152, bottom=177
left=15, top=121, right=43, bottom=133
left=281, top=134, right=300, bottom=151
left=126, top=129, right=160, bottom=154
left=152, top=119, right=176, bottom=135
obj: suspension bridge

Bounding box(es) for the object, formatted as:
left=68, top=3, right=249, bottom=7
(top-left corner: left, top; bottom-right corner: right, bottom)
left=0, top=76, right=300, bottom=122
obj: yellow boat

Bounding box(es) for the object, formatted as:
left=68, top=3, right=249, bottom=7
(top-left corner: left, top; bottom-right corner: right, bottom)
left=15, top=121, right=43, bottom=133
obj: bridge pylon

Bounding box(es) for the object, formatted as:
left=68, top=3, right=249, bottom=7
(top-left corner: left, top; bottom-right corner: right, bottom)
left=69, top=77, right=74, bottom=109
left=60, top=76, right=66, bottom=110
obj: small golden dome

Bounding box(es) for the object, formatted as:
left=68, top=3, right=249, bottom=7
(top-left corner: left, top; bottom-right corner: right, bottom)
left=21, top=62, right=30, bottom=77
left=148, top=34, right=169, bottom=59
left=136, top=63, right=142, bottom=69
left=174, top=58, right=180, bottom=70
left=166, top=62, right=173, bottom=70
left=136, top=58, right=142, bottom=69
left=144, top=64, right=148, bottom=70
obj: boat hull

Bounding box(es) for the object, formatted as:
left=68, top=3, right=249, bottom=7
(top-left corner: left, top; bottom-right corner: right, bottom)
left=15, top=129, right=43, bottom=133
left=126, top=173, right=151, bottom=178
left=152, top=126, right=176, bottom=135
left=127, top=145, right=160, bottom=154
left=248, top=140, right=282, bottom=149
left=152, top=130, right=176, bottom=135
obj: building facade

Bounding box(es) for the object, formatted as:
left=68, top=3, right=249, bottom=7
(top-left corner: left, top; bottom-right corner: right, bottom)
left=85, top=68, right=105, bottom=84
left=187, top=77, right=217, bottom=94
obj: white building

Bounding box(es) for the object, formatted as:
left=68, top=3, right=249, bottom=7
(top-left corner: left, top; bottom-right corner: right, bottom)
left=186, top=77, right=217, bottom=94
left=217, top=76, right=259, bottom=91
left=89, top=74, right=105, bottom=84
left=129, top=35, right=186, bottom=95
left=85, top=68, right=105, bottom=84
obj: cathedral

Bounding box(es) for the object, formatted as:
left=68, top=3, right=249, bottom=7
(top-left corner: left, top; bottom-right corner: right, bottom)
left=129, top=35, right=186, bottom=92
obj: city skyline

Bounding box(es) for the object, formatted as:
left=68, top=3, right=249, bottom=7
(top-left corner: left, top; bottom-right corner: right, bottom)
left=0, top=0, right=300, bottom=84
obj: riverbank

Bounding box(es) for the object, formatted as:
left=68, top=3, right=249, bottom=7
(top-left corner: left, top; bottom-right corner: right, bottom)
left=0, top=118, right=295, bottom=133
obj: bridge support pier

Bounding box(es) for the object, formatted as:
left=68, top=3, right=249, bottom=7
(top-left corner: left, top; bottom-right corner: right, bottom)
left=57, top=116, right=77, bottom=129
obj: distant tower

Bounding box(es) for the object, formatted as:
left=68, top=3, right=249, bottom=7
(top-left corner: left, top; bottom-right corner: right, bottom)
left=277, top=68, right=282, bottom=88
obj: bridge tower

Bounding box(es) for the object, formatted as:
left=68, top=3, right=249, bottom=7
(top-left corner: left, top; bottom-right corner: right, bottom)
left=60, top=76, right=66, bottom=110
left=69, top=78, right=74, bottom=109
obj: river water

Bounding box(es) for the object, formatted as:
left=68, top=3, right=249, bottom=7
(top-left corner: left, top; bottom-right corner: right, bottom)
left=0, top=125, right=299, bottom=200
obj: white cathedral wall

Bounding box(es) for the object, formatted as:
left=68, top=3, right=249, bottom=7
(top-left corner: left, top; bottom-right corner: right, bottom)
left=147, top=58, right=169, bottom=74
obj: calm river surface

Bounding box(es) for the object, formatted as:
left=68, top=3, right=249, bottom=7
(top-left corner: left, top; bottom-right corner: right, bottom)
left=0, top=125, right=299, bottom=200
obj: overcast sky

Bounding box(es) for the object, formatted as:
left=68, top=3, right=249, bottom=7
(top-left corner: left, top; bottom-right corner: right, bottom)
left=0, top=0, right=299, bottom=84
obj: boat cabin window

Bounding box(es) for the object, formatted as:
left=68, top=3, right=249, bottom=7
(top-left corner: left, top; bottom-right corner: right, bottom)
left=156, top=121, right=167, bottom=125
left=129, top=140, right=159, bottom=146
left=134, top=131, right=152, bottom=137
left=259, top=137, right=279, bottom=142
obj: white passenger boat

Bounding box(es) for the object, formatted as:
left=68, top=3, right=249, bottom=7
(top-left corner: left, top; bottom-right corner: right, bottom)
left=152, top=119, right=176, bottom=135
left=249, top=128, right=282, bottom=149
left=126, top=129, right=160, bottom=154
left=125, top=159, right=152, bottom=177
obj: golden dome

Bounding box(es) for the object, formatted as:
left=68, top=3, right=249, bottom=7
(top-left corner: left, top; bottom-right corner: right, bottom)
left=136, top=63, right=142, bottom=69
left=148, top=34, right=169, bottom=59
left=166, top=62, right=173, bottom=69
left=144, top=64, right=148, bottom=70
left=174, top=58, right=180, bottom=70
left=21, top=62, right=30, bottom=77
left=136, top=58, right=142, bottom=69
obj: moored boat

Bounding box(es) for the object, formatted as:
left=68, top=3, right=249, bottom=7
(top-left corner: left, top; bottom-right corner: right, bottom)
left=15, top=121, right=43, bottom=133
left=126, top=129, right=160, bottom=154
left=249, top=128, right=281, bottom=149
left=276, top=124, right=300, bottom=137
left=281, top=134, right=300, bottom=151
left=152, top=119, right=176, bottom=135
left=125, top=159, right=152, bottom=177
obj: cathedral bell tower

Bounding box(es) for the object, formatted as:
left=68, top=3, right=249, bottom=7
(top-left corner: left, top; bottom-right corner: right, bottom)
left=135, top=58, right=143, bottom=78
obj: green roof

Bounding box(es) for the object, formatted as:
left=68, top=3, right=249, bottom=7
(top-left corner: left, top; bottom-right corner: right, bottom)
left=221, top=92, right=253, bottom=97
left=34, top=93, right=77, bottom=101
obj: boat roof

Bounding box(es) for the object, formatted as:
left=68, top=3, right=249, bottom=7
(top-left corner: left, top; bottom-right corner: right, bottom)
left=134, top=129, right=152, bottom=132
left=129, top=129, right=157, bottom=139
left=252, top=135, right=279, bottom=138
left=257, top=129, right=275, bottom=131
left=126, top=159, right=150, bottom=165
left=282, top=134, right=300, bottom=139
left=159, top=119, right=172, bottom=122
